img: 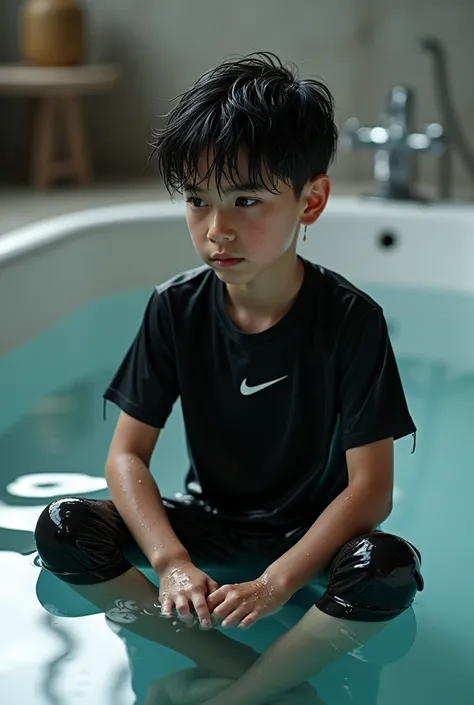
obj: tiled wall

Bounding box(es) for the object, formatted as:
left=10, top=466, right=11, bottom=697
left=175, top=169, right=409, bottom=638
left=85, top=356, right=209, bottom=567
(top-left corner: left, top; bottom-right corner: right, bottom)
left=1, top=0, right=473, bottom=196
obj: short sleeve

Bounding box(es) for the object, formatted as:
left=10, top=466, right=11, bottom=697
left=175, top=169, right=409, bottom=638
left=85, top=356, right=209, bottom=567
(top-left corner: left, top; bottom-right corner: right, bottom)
left=103, top=289, right=179, bottom=428
left=336, top=306, right=416, bottom=451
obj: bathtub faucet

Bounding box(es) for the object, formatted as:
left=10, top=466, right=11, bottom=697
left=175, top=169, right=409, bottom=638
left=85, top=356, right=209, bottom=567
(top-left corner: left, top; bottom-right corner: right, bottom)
left=340, top=84, right=445, bottom=201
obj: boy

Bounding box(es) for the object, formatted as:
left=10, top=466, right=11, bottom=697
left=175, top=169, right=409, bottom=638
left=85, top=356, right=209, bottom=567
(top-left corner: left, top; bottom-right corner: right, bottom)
left=35, top=52, right=423, bottom=705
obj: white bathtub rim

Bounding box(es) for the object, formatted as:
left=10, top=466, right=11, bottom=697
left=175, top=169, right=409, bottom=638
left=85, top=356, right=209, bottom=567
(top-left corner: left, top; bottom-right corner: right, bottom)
left=1, top=195, right=474, bottom=270
left=0, top=200, right=187, bottom=269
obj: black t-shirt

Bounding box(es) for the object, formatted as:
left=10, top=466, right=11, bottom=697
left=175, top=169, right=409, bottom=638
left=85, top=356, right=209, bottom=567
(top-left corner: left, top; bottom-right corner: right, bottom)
left=103, top=257, right=416, bottom=530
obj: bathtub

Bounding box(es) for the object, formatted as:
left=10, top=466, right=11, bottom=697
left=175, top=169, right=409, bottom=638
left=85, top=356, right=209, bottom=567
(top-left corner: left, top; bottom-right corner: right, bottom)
left=1, top=195, right=473, bottom=705
left=2, top=195, right=474, bottom=363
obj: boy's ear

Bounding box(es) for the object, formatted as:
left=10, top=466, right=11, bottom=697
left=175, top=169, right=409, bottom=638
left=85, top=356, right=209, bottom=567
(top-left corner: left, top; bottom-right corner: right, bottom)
left=301, top=175, right=330, bottom=226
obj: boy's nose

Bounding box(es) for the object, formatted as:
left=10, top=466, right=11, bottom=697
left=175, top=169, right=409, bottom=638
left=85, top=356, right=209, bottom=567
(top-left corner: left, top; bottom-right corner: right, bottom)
left=207, top=211, right=235, bottom=241
left=207, top=229, right=235, bottom=243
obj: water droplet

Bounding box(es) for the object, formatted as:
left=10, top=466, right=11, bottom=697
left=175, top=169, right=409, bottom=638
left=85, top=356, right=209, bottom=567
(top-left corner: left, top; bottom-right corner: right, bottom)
left=138, top=479, right=142, bottom=484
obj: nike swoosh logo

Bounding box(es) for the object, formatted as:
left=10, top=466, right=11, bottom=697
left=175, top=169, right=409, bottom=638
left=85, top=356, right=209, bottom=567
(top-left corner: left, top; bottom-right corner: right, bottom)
left=240, top=376, right=288, bottom=396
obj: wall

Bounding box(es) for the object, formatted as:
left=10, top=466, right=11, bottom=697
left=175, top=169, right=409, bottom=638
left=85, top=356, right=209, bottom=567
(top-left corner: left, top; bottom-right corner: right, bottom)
left=1, top=0, right=473, bottom=195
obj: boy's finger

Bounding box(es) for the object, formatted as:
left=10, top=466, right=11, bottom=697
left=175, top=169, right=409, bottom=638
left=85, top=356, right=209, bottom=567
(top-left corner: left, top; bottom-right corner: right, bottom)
left=175, top=595, right=194, bottom=625
left=192, top=593, right=213, bottom=629
left=210, top=612, right=224, bottom=626
left=206, top=585, right=230, bottom=610
left=159, top=599, right=174, bottom=618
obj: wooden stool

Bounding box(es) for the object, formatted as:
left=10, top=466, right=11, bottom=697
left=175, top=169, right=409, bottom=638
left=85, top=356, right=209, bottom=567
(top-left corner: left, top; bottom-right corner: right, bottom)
left=0, top=63, right=119, bottom=188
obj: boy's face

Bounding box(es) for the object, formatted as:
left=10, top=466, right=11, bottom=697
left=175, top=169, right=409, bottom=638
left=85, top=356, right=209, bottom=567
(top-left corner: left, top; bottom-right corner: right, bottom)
left=182, top=148, right=329, bottom=286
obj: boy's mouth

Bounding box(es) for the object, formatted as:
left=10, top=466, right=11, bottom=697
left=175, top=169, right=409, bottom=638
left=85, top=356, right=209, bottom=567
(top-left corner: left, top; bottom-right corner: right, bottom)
left=211, top=253, right=245, bottom=267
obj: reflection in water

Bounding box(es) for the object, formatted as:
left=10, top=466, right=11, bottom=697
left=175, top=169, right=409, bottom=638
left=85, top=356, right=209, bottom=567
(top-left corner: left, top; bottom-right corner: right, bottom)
left=0, top=501, right=49, bottom=533
left=35, top=561, right=419, bottom=705
left=30, top=382, right=96, bottom=454
left=39, top=612, right=76, bottom=705
left=7, top=473, right=107, bottom=499
left=109, top=665, right=134, bottom=705
left=0, top=375, right=112, bottom=513
left=0, top=525, right=36, bottom=555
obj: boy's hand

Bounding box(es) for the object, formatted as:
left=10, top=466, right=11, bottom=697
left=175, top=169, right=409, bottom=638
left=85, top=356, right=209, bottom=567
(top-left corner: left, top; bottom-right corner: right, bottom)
left=206, top=575, right=293, bottom=629
left=157, top=559, right=219, bottom=629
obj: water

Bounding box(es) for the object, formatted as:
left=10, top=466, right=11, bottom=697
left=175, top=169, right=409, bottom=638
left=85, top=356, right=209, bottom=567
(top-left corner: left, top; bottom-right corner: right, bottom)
left=1, top=283, right=473, bottom=705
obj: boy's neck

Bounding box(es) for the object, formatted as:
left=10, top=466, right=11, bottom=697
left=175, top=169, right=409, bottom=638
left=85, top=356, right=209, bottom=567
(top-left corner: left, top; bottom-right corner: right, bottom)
left=223, top=254, right=305, bottom=333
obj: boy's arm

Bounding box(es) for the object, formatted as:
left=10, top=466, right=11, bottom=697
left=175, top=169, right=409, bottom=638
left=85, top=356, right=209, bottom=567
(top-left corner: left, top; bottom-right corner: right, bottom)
left=268, top=307, right=412, bottom=591
left=105, top=411, right=191, bottom=572
left=263, top=436, right=394, bottom=593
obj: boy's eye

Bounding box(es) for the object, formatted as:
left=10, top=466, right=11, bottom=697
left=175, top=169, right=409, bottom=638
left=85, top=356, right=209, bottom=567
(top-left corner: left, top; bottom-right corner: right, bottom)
left=185, top=196, right=259, bottom=208
left=187, top=197, right=206, bottom=208
left=235, top=197, right=259, bottom=207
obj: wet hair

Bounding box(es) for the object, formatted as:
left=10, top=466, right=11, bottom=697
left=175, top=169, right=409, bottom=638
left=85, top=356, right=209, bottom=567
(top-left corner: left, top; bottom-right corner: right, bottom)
left=149, top=51, right=338, bottom=201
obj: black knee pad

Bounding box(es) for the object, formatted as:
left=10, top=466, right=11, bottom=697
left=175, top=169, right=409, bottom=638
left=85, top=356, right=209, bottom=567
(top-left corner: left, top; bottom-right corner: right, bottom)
left=34, top=497, right=129, bottom=585
left=316, top=532, right=424, bottom=622
left=35, top=497, right=94, bottom=571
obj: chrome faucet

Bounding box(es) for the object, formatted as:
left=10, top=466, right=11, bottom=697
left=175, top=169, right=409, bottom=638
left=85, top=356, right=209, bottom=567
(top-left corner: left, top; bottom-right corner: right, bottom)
left=340, top=84, right=445, bottom=201
left=340, top=35, right=474, bottom=201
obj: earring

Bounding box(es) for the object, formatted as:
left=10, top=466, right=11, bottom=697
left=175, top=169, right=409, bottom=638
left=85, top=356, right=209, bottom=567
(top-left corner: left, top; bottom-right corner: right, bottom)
left=303, top=225, right=307, bottom=242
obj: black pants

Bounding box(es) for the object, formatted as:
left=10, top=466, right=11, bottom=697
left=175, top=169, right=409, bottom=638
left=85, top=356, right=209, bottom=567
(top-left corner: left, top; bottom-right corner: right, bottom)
left=34, top=493, right=424, bottom=622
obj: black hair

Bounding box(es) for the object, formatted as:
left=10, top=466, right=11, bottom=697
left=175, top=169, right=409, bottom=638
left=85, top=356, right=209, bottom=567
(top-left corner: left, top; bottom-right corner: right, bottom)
left=149, top=51, right=338, bottom=201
